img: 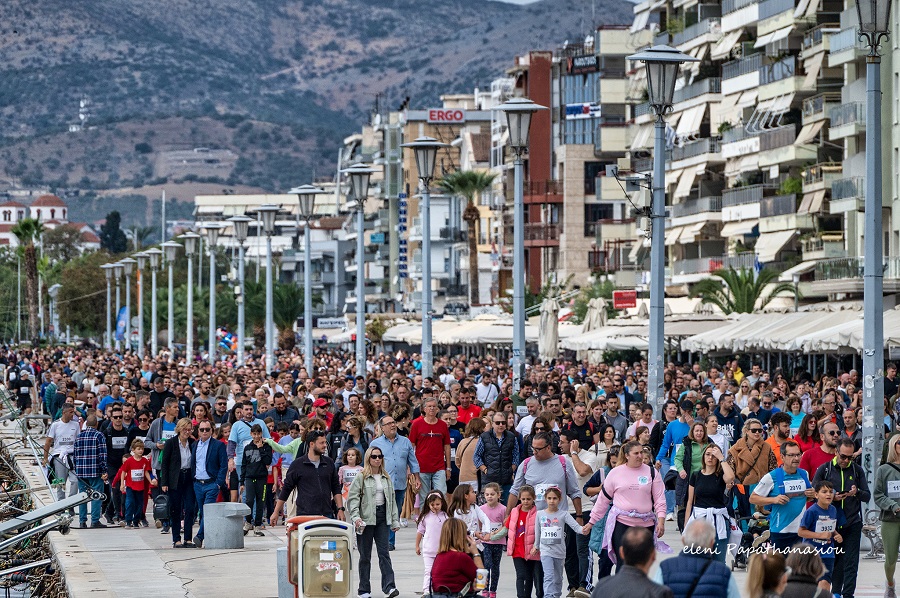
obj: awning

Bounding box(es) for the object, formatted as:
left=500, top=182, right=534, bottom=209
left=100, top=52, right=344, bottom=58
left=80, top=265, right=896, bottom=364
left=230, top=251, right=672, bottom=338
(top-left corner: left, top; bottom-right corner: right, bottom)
left=631, top=9, right=651, bottom=32
left=630, top=124, right=654, bottom=150
left=666, top=168, right=684, bottom=187
left=679, top=221, right=705, bottom=244
left=756, top=230, right=796, bottom=263
left=757, top=93, right=795, bottom=115
left=673, top=167, right=697, bottom=199
left=711, top=29, right=744, bottom=60
left=717, top=93, right=741, bottom=126
left=768, top=25, right=795, bottom=45
left=688, top=46, right=709, bottom=80
left=720, top=219, right=758, bottom=237
left=737, top=89, right=758, bottom=107
left=778, top=260, right=817, bottom=282
left=798, top=189, right=827, bottom=214
left=795, top=120, right=825, bottom=145
left=665, top=226, right=685, bottom=246
left=794, top=0, right=813, bottom=17
left=754, top=31, right=776, bottom=48
left=803, top=52, right=825, bottom=88
left=676, top=104, right=706, bottom=137
left=804, top=0, right=820, bottom=18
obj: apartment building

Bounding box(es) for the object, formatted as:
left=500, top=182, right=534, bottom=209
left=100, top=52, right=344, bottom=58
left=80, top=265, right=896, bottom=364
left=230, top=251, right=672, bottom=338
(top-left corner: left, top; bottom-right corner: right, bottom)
left=626, top=0, right=899, bottom=300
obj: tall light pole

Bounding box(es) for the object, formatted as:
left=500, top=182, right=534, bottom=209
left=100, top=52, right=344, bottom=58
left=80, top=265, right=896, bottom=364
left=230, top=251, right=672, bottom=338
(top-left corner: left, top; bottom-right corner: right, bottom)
left=343, top=164, right=377, bottom=379
left=402, top=137, right=450, bottom=381
left=182, top=232, right=200, bottom=362
left=133, top=252, right=148, bottom=359
left=257, top=205, right=280, bottom=374
left=162, top=241, right=180, bottom=355
left=627, top=45, right=697, bottom=408
left=146, top=248, right=162, bottom=357
left=228, top=216, right=252, bottom=367
left=113, top=263, right=124, bottom=351
left=857, top=0, right=892, bottom=503
left=101, top=264, right=114, bottom=350
left=291, top=184, right=328, bottom=377
left=203, top=223, right=223, bottom=365
left=496, top=98, right=547, bottom=395
left=120, top=257, right=136, bottom=352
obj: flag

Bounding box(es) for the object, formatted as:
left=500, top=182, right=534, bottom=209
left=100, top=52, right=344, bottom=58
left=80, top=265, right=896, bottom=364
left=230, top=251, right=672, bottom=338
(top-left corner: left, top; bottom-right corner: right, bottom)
left=115, top=307, right=127, bottom=341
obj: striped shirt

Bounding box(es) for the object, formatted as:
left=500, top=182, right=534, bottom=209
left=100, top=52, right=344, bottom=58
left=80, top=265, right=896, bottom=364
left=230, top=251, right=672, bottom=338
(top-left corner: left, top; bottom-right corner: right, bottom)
left=74, top=428, right=107, bottom=478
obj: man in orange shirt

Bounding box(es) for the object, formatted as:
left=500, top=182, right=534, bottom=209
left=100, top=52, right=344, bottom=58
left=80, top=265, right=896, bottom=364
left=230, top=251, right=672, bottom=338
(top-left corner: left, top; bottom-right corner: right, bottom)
left=765, top=412, right=793, bottom=466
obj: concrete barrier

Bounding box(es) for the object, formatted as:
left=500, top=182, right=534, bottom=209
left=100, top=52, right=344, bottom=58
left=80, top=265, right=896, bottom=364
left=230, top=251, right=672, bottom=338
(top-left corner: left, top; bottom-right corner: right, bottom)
left=203, top=502, right=251, bottom=549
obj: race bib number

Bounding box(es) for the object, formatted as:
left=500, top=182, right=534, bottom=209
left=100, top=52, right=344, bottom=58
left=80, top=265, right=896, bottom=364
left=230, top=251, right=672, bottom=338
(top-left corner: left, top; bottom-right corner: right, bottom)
left=490, top=521, right=502, bottom=533
left=343, top=469, right=358, bottom=485
left=535, top=484, right=551, bottom=501
left=888, top=480, right=900, bottom=498
left=783, top=479, right=805, bottom=495
left=815, top=518, right=836, bottom=534
left=541, top=525, right=561, bottom=543
left=450, top=447, right=457, bottom=459
left=161, top=429, right=176, bottom=441
left=111, top=436, right=127, bottom=449
left=516, top=406, right=528, bottom=416
left=130, top=469, right=144, bottom=482
left=18, top=387, right=28, bottom=395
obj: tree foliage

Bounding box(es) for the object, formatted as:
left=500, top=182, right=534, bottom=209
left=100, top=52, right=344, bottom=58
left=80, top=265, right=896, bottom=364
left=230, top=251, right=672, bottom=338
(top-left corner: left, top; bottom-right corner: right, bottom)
left=99, top=211, right=127, bottom=253
left=571, top=277, right=619, bottom=324
left=43, top=225, right=83, bottom=263
left=689, top=267, right=798, bottom=314
left=11, top=218, right=42, bottom=340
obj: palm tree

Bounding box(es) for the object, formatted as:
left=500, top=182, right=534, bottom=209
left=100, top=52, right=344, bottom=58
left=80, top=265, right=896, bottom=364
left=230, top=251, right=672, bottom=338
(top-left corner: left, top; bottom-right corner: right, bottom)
left=690, top=267, right=798, bottom=314
left=438, top=170, right=497, bottom=305
left=12, top=218, right=43, bottom=341
left=272, top=283, right=319, bottom=350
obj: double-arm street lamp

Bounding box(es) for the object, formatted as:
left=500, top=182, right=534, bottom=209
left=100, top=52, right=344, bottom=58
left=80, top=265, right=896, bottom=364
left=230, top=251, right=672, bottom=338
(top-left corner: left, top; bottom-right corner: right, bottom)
left=146, top=248, right=162, bottom=358
left=343, top=164, right=377, bottom=379
left=133, top=252, right=148, bottom=359
left=291, top=185, right=328, bottom=377
left=203, top=223, right=224, bottom=364
left=161, top=241, right=180, bottom=355
left=627, top=45, right=697, bottom=408
left=402, top=137, right=450, bottom=381
left=101, top=264, right=115, bottom=350
left=257, top=204, right=281, bottom=374
left=228, top=215, right=252, bottom=367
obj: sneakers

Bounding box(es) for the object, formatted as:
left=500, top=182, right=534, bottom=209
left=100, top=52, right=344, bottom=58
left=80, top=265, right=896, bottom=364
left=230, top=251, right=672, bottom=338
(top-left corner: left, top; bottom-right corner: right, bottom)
left=399, top=518, right=408, bottom=528
left=254, top=527, right=264, bottom=537
left=385, top=589, right=399, bottom=598
left=574, top=588, right=591, bottom=598
left=567, top=590, right=577, bottom=598
left=161, top=524, right=170, bottom=534
left=91, top=522, right=108, bottom=529
left=752, top=530, right=771, bottom=549
left=141, top=520, right=149, bottom=528
left=243, top=521, right=253, bottom=536
left=388, top=543, right=395, bottom=551
left=887, top=586, right=897, bottom=598
left=119, top=520, right=127, bottom=528
left=666, top=512, right=675, bottom=521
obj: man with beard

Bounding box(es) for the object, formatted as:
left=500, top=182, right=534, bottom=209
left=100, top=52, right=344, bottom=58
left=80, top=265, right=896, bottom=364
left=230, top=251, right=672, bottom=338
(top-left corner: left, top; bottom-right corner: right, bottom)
left=270, top=430, right=344, bottom=521
left=764, top=411, right=793, bottom=466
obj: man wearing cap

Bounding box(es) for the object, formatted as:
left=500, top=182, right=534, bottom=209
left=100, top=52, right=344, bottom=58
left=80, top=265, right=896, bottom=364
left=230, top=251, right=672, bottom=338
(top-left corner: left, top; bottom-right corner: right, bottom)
left=309, top=397, right=334, bottom=428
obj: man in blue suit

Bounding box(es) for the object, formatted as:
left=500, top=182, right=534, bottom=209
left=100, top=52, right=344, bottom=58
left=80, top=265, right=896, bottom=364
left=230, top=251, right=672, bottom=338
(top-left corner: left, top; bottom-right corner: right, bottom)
left=192, top=421, right=228, bottom=548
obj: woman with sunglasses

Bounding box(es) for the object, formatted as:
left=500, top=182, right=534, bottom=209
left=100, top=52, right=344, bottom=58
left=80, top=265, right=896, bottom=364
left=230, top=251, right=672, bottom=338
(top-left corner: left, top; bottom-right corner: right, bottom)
left=726, top=419, right=777, bottom=522
left=347, top=446, right=401, bottom=598
left=524, top=416, right=558, bottom=458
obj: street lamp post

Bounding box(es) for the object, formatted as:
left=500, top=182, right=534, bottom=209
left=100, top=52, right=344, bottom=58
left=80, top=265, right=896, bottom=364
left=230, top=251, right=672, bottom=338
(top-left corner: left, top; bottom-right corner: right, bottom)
left=290, top=185, right=328, bottom=377
left=343, top=164, right=377, bottom=379
left=146, top=248, right=162, bottom=357
left=257, top=205, right=280, bottom=374
left=627, top=45, right=698, bottom=408
left=495, top=98, right=547, bottom=395
left=402, top=137, right=450, bottom=381
left=182, top=232, right=200, bottom=362
left=856, top=0, right=892, bottom=503
left=227, top=216, right=252, bottom=368
left=120, top=258, right=136, bottom=352
left=203, top=223, right=223, bottom=365
left=101, top=264, right=114, bottom=350
left=133, top=252, right=149, bottom=359
left=162, top=242, right=180, bottom=355
left=113, top=263, right=124, bottom=351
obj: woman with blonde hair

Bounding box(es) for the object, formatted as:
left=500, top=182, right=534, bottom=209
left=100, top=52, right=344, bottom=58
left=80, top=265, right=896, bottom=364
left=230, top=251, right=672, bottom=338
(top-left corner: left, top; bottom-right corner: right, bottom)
left=160, top=418, right=196, bottom=548
left=429, top=518, right=483, bottom=596
left=875, top=434, right=900, bottom=597
left=746, top=550, right=789, bottom=598
left=782, top=543, right=826, bottom=598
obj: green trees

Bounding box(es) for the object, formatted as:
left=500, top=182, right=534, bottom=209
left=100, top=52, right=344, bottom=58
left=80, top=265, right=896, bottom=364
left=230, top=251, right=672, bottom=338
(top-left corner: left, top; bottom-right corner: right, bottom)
left=11, top=218, right=42, bottom=340
left=690, top=267, right=798, bottom=314
left=99, top=211, right=127, bottom=253
left=438, top=170, right=497, bottom=305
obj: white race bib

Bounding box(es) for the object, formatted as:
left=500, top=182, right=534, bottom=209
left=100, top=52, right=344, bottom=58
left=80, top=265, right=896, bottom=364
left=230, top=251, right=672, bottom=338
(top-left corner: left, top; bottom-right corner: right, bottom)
left=541, top=525, right=561, bottom=543
left=516, top=406, right=528, bottom=416
left=343, top=469, right=358, bottom=485
left=815, top=518, right=836, bottom=534
left=783, top=479, right=805, bottom=495
left=161, top=429, right=176, bottom=441
left=490, top=521, right=502, bottom=533
left=535, top=483, right=551, bottom=501
left=111, top=436, right=127, bottom=449
left=450, top=447, right=457, bottom=459
left=888, top=480, right=900, bottom=498
left=130, top=469, right=144, bottom=482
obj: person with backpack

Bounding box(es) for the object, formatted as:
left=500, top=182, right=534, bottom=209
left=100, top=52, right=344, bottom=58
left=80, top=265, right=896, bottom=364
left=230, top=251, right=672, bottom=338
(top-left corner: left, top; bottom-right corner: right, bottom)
left=506, top=432, right=583, bottom=522
left=474, top=412, right=521, bottom=503
left=874, top=434, right=900, bottom=598
left=749, top=440, right=815, bottom=551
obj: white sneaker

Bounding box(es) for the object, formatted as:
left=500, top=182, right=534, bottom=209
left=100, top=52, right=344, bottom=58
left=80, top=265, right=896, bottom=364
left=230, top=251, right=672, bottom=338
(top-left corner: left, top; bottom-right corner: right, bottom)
left=399, top=518, right=408, bottom=528
left=666, top=512, right=674, bottom=521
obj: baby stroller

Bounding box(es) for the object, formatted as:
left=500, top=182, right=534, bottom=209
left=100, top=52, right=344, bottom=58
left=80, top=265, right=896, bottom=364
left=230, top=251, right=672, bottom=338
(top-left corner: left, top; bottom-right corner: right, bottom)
left=731, top=513, right=770, bottom=571
left=426, top=582, right=482, bottom=598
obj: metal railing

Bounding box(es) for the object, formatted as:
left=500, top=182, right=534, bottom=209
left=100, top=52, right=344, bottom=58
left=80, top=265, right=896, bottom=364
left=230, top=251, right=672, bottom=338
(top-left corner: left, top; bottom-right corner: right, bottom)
left=815, top=257, right=900, bottom=280
left=831, top=177, right=864, bottom=200
left=523, top=223, right=561, bottom=241
left=802, top=233, right=844, bottom=253
left=634, top=102, right=653, bottom=118
left=721, top=125, right=758, bottom=144
left=760, top=194, right=797, bottom=217
left=672, top=196, right=723, bottom=217
left=674, top=253, right=758, bottom=274
left=759, top=0, right=795, bottom=20
left=670, top=138, right=722, bottom=161
left=673, top=77, right=722, bottom=104
left=759, top=125, right=797, bottom=151
left=803, top=23, right=839, bottom=50
left=523, top=180, right=564, bottom=196
left=723, top=53, right=764, bottom=80
left=722, top=184, right=772, bottom=207
left=829, top=102, right=865, bottom=127
left=584, top=219, right=636, bottom=237
left=802, top=93, right=841, bottom=120
left=654, top=31, right=670, bottom=46
left=828, top=27, right=864, bottom=53
left=672, top=19, right=721, bottom=47
left=759, top=56, right=796, bottom=85
left=633, top=157, right=654, bottom=172
left=723, top=0, right=758, bottom=14
left=803, top=162, right=842, bottom=186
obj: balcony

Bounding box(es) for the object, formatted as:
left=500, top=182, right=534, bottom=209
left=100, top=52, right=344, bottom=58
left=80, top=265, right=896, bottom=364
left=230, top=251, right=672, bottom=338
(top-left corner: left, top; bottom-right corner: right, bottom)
left=723, top=53, right=763, bottom=80
left=801, top=232, right=845, bottom=260
left=801, top=23, right=839, bottom=57
left=722, top=126, right=758, bottom=145
left=522, top=180, right=564, bottom=204
left=439, top=227, right=467, bottom=242
left=759, top=125, right=796, bottom=151
left=523, top=223, right=560, bottom=245
left=723, top=0, right=758, bottom=13
left=673, top=77, right=721, bottom=105
left=828, top=101, right=865, bottom=143
left=584, top=219, right=636, bottom=237
left=759, top=56, right=796, bottom=85
left=634, top=102, right=654, bottom=121
left=830, top=176, right=864, bottom=213
left=758, top=0, right=794, bottom=20
left=594, top=123, right=629, bottom=155
left=802, top=93, right=841, bottom=124
left=760, top=194, right=797, bottom=218
left=828, top=27, right=866, bottom=66
left=722, top=0, right=759, bottom=32
left=669, top=138, right=722, bottom=163
left=815, top=257, right=900, bottom=281
left=672, top=18, right=722, bottom=49
left=672, top=253, right=758, bottom=276
left=723, top=184, right=772, bottom=207
left=632, top=157, right=653, bottom=173
left=803, top=162, right=842, bottom=193
left=672, top=196, right=723, bottom=218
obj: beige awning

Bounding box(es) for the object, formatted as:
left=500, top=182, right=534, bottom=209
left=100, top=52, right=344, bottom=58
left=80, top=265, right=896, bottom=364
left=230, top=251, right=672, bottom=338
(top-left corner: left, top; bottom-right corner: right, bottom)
left=779, top=260, right=817, bottom=281
left=676, top=104, right=706, bottom=137
left=798, top=189, right=827, bottom=214
left=754, top=31, right=776, bottom=47
left=717, top=93, right=741, bottom=126
left=720, top=220, right=759, bottom=237
left=803, top=52, right=826, bottom=88
left=711, top=29, right=744, bottom=60
left=665, top=226, right=685, bottom=246
left=804, top=0, right=820, bottom=18
left=725, top=154, right=759, bottom=176
left=738, top=89, right=758, bottom=107
left=679, top=221, right=706, bottom=244
left=631, top=9, right=651, bottom=32
left=769, top=25, right=795, bottom=45
left=666, top=168, right=685, bottom=187
left=674, top=167, right=697, bottom=199
left=756, top=230, right=796, bottom=263
left=794, top=0, right=813, bottom=17
left=795, top=120, right=825, bottom=145
left=757, top=93, right=795, bottom=115
left=630, top=124, right=654, bottom=150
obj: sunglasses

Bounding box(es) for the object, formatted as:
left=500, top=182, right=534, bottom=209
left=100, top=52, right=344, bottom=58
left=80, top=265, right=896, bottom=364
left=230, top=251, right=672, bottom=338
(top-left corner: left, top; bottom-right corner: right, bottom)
left=826, top=430, right=841, bottom=436
left=748, top=428, right=763, bottom=433
left=533, top=427, right=546, bottom=432
left=837, top=453, right=853, bottom=460
left=112, top=416, right=123, bottom=420
left=493, top=421, right=506, bottom=425
left=370, top=454, right=383, bottom=460
left=198, top=427, right=212, bottom=432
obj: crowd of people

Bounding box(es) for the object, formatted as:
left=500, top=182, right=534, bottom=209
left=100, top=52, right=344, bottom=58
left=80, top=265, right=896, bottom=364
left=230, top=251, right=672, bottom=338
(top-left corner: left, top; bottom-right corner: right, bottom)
left=20, top=344, right=900, bottom=598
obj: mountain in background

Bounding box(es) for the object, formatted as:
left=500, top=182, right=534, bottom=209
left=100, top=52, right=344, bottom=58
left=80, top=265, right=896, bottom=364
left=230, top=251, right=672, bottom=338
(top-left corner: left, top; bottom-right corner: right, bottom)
left=0, top=0, right=630, bottom=229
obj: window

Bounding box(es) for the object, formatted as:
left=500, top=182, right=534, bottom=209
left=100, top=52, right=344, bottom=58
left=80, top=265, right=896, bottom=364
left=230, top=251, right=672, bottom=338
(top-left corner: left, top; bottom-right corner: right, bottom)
left=584, top=162, right=613, bottom=195
left=2, top=212, right=8, bottom=222
left=584, top=204, right=615, bottom=236
left=50, top=209, right=55, bottom=219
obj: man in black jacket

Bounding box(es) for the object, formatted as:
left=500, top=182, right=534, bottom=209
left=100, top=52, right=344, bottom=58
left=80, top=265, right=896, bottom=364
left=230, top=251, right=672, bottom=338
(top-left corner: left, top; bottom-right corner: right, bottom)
left=270, top=430, right=344, bottom=522
left=812, top=438, right=870, bottom=598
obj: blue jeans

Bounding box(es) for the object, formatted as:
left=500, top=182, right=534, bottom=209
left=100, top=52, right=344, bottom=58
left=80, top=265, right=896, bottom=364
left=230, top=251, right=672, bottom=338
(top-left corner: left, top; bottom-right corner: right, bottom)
left=388, top=488, right=405, bottom=546
left=78, top=477, right=104, bottom=525
left=124, top=488, right=144, bottom=526
left=418, top=471, right=448, bottom=505
left=193, top=480, right=220, bottom=541
left=659, top=457, right=675, bottom=514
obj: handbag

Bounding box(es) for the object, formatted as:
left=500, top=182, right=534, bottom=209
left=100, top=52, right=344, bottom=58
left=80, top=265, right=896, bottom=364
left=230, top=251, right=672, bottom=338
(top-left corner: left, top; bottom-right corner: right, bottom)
left=153, top=494, right=170, bottom=521
left=663, top=467, right=678, bottom=491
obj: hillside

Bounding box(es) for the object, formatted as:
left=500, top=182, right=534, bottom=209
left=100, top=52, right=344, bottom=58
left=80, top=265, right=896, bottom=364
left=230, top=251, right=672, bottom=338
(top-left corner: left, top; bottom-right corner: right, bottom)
left=0, top=0, right=631, bottom=226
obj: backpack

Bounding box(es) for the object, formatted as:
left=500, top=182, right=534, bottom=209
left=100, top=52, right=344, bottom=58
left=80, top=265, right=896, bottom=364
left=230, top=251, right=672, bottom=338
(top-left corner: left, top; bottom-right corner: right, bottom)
left=522, top=454, right=568, bottom=487
left=770, top=467, right=810, bottom=496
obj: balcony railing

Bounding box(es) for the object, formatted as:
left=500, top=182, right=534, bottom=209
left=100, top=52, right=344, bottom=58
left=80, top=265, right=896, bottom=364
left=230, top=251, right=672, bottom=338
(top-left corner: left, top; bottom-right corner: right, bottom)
left=831, top=177, right=863, bottom=200
left=674, top=253, right=758, bottom=275
left=829, top=27, right=865, bottom=53
left=634, top=102, right=653, bottom=118
left=759, top=56, right=796, bottom=85
left=815, top=257, right=900, bottom=280
left=802, top=93, right=841, bottom=120
left=802, top=232, right=844, bottom=253
left=439, top=227, right=467, bottom=242
left=722, top=184, right=772, bottom=207
left=829, top=102, right=865, bottom=127
left=584, top=219, right=636, bottom=237
left=758, top=0, right=795, bottom=20
left=670, top=138, right=722, bottom=161
left=803, top=23, right=839, bottom=50
left=672, top=196, right=723, bottom=218
left=760, top=194, right=797, bottom=218
left=721, top=125, right=758, bottom=144
left=524, top=223, right=561, bottom=241
left=632, top=157, right=654, bottom=172
left=672, top=18, right=721, bottom=47
left=673, top=77, right=721, bottom=104
left=759, top=125, right=797, bottom=151
left=722, top=53, right=763, bottom=80
left=803, top=162, right=842, bottom=186
left=523, top=180, right=564, bottom=196
left=723, top=0, right=758, bottom=14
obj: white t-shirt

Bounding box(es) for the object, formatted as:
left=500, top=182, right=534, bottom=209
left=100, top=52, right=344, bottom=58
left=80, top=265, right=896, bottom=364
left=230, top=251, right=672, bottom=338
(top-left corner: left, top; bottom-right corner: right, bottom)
left=48, top=419, right=82, bottom=457
left=571, top=448, right=603, bottom=512
left=516, top=414, right=536, bottom=437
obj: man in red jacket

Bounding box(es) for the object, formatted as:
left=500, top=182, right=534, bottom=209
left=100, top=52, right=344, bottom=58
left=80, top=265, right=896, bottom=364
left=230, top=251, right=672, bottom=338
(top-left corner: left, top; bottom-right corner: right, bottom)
left=799, top=421, right=839, bottom=480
